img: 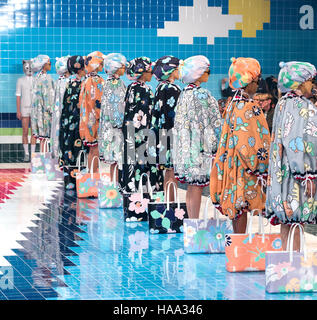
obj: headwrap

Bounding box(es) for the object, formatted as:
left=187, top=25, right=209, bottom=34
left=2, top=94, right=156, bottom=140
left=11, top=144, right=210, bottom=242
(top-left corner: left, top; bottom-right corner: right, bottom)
left=31, top=55, right=50, bottom=72
left=152, top=55, right=181, bottom=81
left=126, top=57, right=152, bottom=81
left=179, top=55, right=210, bottom=84
left=103, top=53, right=127, bottom=76
left=229, top=57, right=261, bottom=90
left=67, top=55, right=85, bottom=75
left=55, top=55, right=70, bottom=76
left=278, top=61, right=317, bottom=93
left=85, top=51, right=104, bottom=74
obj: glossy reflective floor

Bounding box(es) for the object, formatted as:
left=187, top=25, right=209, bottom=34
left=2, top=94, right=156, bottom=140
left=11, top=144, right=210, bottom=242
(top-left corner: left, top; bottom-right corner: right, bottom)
left=1, top=170, right=317, bottom=300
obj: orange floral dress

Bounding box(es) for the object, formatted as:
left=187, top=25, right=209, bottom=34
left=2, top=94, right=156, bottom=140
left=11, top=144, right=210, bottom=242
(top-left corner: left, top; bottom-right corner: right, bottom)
left=210, top=92, right=271, bottom=220
left=79, top=73, right=105, bottom=147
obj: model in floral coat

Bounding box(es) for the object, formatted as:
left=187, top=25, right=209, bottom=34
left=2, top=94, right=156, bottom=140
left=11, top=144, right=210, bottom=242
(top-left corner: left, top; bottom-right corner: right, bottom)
left=99, top=53, right=127, bottom=182
left=50, top=56, right=70, bottom=158
left=210, top=57, right=269, bottom=234
left=31, top=55, right=55, bottom=151
left=59, top=55, right=87, bottom=190
left=266, top=61, right=317, bottom=250
left=120, top=57, right=158, bottom=193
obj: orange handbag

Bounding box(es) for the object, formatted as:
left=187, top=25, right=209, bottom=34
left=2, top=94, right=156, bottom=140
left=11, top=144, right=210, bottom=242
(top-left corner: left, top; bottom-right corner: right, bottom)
left=76, top=156, right=110, bottom=198
left=225, top=210, right=283, bottom=272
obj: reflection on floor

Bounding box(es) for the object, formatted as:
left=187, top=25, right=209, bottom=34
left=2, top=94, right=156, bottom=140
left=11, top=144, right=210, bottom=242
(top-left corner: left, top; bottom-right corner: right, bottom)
left=1, top=169, right=317, bottom=300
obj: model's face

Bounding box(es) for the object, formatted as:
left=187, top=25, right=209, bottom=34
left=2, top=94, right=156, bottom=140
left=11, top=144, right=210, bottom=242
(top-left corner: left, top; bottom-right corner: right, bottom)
left=197, top=68, right=210, bottom=83
left=43, top=60, right=51, bottom=72
left=245, top=76, right=260, bottom=96
left=115, top=65, right=126, bottom=77
left=169, top=68, right=180, bottom=81
left=23, top=60, right=33, bottom=76
left=299, top=79, right=314, bottom=98
left=77, top=68, right=86, bottom=78
left=139, top=70, right=152, bottom=82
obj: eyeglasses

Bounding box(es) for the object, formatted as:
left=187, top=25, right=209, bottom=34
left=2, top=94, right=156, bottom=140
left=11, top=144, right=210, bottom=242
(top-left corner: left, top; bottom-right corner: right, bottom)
left=205, top=69, right=210, bottom=75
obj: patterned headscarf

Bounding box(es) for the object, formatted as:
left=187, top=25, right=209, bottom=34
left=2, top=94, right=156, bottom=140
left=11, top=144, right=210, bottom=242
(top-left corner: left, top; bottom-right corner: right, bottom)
left=103, top=53, right=127, bottom=76
left=55, top=55, right=70, bottom=76
left=278, top=61, right=317, bottom=93
left=179, top=55, right=210, bottom=84
left=85, top=51, right=104, bottom=74
left=126, top=57, right=152, bottom=81
left=67, top=55, right=85, bottom=75
left=31, top=55, right=50, bottom=72
left=152, top=55, right=181, bottom=81
left=229, top=57, right=261, bottom=90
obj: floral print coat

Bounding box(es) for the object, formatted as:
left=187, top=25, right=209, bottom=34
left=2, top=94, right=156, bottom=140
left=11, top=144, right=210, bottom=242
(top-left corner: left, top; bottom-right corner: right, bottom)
left=266, top=91, right=317, bottom=225
left=51, top=75, right=68, bottom=158
left=210, top=92, right=270, bottom=220
left=120, top=81, right=162, bottom=193
left=173, top=84, right=222, bottom=186
left=31, top=71, right=55, bottom=139
left=151, top=80, right=181, bottom=168
left=79, top=73, right=104, bottom=146
left=99, top=77, right=126, bottom=164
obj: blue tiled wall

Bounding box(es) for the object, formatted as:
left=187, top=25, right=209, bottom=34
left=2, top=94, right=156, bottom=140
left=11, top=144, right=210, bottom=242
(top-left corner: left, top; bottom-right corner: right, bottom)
left=0, top=0, right=317, bottom=134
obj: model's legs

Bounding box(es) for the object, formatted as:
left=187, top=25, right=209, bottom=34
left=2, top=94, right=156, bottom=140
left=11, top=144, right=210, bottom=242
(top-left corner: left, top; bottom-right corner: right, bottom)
left=164, top=169, right=178, bottom=202
left=232, top=212, right=248, bottom=234
left=88, top=145, right=99, bottom=173
left=186, top=185, right=204, bottom=219
left=280, top=224, right=301, bottom=251
left=110, top=163, right=118, bottom=182
left=21, top=117, right=30, bottom=160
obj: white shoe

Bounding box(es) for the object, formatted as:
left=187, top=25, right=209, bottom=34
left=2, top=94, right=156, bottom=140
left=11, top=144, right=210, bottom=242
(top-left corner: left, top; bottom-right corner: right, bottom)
left=23, top=154, right=30, bottom=162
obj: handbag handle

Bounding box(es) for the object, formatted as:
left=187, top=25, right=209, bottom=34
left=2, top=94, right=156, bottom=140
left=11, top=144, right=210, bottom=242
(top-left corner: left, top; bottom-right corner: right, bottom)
left=76, top=150, right=87, bottom=172
left=42, top=138, right=50, bottom=153
left=138, top=173, right=152, bottom=198
left=245, top=209, right=265, bottom=244
left=111, top=163, right=119, bottom=187
left=203, top=196, right=220, bottom=228
left=286, top=223, right=307, bottom=263
left=166, top=181, right=179, bottom=211
left=89, top=156, right=100, bottom=179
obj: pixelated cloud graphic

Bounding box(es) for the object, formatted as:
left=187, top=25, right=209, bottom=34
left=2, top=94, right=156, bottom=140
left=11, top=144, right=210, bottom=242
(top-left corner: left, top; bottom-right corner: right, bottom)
left=158, top=0, right=271, bottom=45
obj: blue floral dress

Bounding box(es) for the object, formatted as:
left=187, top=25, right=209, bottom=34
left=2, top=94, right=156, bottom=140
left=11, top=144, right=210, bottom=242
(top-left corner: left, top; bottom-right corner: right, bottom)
left=173, top=83, right=222, bottom=186
left=266, top=91, right=317, bottom=225
left=99, top=77, right=126, bottom=165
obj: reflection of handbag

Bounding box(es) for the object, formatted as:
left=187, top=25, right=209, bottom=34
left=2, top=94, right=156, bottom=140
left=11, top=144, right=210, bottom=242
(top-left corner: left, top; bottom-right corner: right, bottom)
left=43, top=140, right=63, bottom=181
left=98, top=164, right=123, bottom=209
left=123, top=173, right=152, bottom=222
left=76, top=156, right=109, bottom=198
left=225, top=210, right=283, bottom=272
left=148, top=182, right=188, bottom=234
left=184, top=196, right=233, bottom=254
left=31, top=139, right=50, bottom=174
left=266, top=224, right=317, bottom=293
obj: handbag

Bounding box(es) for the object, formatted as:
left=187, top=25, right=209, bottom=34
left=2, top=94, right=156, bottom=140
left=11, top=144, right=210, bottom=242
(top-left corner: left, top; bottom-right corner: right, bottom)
left=265, top=223, right=317, bottom=293
left=98, top=164, right=123, bottom=209
left=42, top=141, right=64, bottom=181
left=76, top=156, right=110, bottom=198
left=148, top=181, right=188, bottom=234
left=123, top=173, right=152, bottom=222
left=31, top=139, right=50, bottom=174
left=225, top=209, right=283, bottom=272
left=183, top=196, right=233, bottom=254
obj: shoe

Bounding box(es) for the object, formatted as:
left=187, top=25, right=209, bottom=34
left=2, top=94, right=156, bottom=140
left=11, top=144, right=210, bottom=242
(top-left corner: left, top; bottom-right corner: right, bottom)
left=23, top=154, right=30, bottom=162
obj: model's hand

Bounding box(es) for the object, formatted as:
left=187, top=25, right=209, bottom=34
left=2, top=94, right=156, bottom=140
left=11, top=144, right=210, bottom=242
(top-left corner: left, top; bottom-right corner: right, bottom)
left=17, top=112, right=22, bottom=120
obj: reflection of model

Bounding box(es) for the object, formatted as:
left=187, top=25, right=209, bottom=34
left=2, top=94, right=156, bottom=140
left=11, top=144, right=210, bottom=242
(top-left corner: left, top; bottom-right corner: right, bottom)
left=16, top=60, right=36, bottom=162
left=50, top=56, right=70, bottom=158
left=31, top=55, right=55, bottom=152
left=99, top=53, right=127, bottom=181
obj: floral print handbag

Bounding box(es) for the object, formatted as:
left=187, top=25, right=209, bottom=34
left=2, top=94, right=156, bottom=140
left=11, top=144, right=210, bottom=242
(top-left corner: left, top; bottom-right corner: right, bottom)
left=123, top=173, right=153, bottom=222
left=225, top=210, right=283, bottom=272
left=148, top=182, right=189, bottom=234
left=76, top=156, right=110, bottom=198
left=98, top=164, right=123, bottom=209
left=183, top=196, right=233, bottom=254
left=266, top=224, right=317, bottom=293
left=31, top=139, right=51, bottom=174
